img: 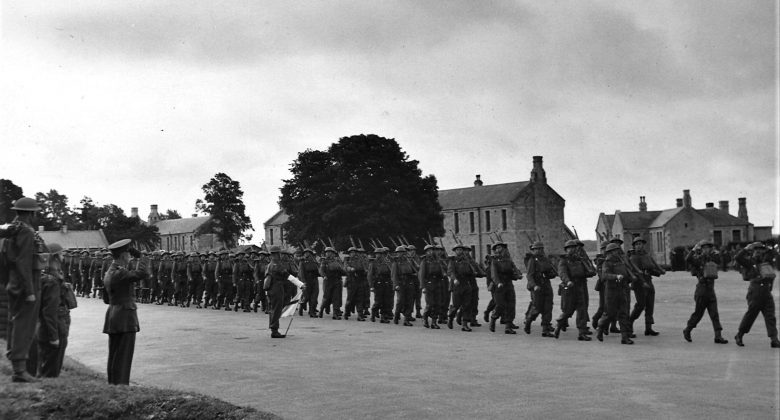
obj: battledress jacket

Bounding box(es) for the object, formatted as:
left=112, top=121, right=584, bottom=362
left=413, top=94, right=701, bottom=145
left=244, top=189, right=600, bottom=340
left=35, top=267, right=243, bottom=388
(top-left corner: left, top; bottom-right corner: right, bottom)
left=103, top=263, right=148, bottom=334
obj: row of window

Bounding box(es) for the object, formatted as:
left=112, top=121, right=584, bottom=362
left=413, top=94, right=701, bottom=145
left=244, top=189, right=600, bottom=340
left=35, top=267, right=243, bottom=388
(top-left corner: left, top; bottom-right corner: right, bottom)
left=453, top=209, right=508, bottom=234
left=162, top=234, right=195, bottom=251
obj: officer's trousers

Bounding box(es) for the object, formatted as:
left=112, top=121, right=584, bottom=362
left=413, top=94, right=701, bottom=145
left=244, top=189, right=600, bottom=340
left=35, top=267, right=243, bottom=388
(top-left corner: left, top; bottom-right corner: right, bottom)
left=738, top=282, right=778, bottom=338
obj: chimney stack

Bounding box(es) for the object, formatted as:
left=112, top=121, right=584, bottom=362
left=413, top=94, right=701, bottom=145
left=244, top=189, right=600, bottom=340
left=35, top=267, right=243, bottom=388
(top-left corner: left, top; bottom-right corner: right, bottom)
left=738, top=197, right=748, bottom=221
left=639, top=196, right=647, bottom=212
left=474, top=174, right=483, bottom=187
left=719, top=200, right=729, bottom=214
left=149, top=204, right=161, bottom=224
left=705, top=202, right=714, bottom=208
left=131, top=207, right=139, bottom=218
left=676, top=198, right=683, bottom=208
left=682, top=189, right=692, bottom=208
left=530, top=156, right=547, bottom=184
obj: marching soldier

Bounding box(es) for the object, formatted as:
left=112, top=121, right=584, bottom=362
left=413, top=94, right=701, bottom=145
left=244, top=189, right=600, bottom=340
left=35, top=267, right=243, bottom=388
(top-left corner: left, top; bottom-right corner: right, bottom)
left=344, top=247, right=368, bottom=321
left=609, top=237, right=639, bottom=338
left=89, top=251, right=102, bottom=299
left=253, top=250, right=271, bottom=313
left=435, top=245, right=451, bottom=325
left=592, top=243, right=619, bottom=335
left=405, top=245, right=423, bottom=319
left=523, top=242, right=556, bottom=337
left=489, top=242, right=522, bottom=334
left=319, top=247, right=346, bottom=319
left=215, top=250, right=235, bottom=310
left=391, top=245, right=417, bottom=326
left=77, top=250, right=91, bottom=297
left=186, top=252, right=204, bottom=308
left=554, top=240, right=595, bottom=341
left=203, top=252, right=218, bottom=308
left=447, top=244, right=485, bottom=332
left=148, top=251, right=162, bottom=305
left=596, top=243, right=634, bottom=345
left=628, top=237, right=665, bottom=336
left=418, top=245, right=445, bottom=329
left=171, top=252, right=189, bottom=307
left=368, top=247, right=393, bottom=323
left=157, top=251, right=174, bottom=305
left=683, top=240, right=728, bottom=344
left=733, top=242, right=780, bottom=348
left=232, top=251, right=254, bottom=312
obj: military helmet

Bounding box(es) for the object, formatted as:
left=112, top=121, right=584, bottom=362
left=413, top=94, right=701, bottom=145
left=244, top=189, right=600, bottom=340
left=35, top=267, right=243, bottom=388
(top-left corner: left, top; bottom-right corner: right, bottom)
left=563, top=240, right=579, bottom=249
left=452, top=244, right=468, bottom=251
left=324, top=247, right=336, bottom=254
left=80, top=249, right=90, bottom=255
left=10, top=197, right=41, bottom=212
left=423, top=244, right=436, bottom=252
left=259, top=250, right=271, bottom=256
left=303, top=248, right=315, bottom=255
left=189, top=252, right=199, bottom=257
left=746, top=242, right=766, bottom=250
left=575, top=239, right=584, bottom=247
left=347, top=246, right=357, bottom=253
left=394, top=245, right=407, bottom=253
left=374, top=247, right=387, bottom=253
left=632, top=237, right=647, bottom=245
left=609, top=238, right=624, bottom=245
left=599, top=242, right=607, bottom=250
left=530, top=241, right=545, bottom=250
left=47, top=243, right=64, bottom=254
left=269, top=245, right=282, bottom=253
left=492, top=241, right=506, bottom=250
left=697, top=239, right=714, bottom=248
left=605, top=243, right=621, bottom=252
left=356, top=248, right=366, bottom=253
left=434, top=244, right=444, bottom=250
left=406, top=245, right=416, bottom=251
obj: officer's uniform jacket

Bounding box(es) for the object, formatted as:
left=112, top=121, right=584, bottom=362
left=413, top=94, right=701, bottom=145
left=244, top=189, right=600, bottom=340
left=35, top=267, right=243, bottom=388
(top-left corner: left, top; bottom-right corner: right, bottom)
left=102, top=262, right=147, bottom=334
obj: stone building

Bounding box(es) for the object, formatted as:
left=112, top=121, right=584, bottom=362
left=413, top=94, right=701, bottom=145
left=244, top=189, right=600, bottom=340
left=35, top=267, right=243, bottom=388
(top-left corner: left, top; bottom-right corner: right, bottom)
left=37, top=225, right=108, bottom=250
left=596, top=190, right=759, bottom=265
left=435, top=156, right=572, bottom=267
left=142, top=205, right=227, bottom=252
left=264, top=210, right=289, bottom=248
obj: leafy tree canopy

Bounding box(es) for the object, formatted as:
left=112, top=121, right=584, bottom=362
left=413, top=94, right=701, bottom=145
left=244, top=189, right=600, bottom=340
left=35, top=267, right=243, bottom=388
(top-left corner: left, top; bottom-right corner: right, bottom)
left=195, top=173, right=253, bottom=248
left=279, top=134, right=443, bottom=250
left=161, top=209, right=182, bottom=220
left=0, top=179, right=24, bottom=224
left=35, top=189, right=78, bottom=230
left=76, top=197, right=159, bottom=250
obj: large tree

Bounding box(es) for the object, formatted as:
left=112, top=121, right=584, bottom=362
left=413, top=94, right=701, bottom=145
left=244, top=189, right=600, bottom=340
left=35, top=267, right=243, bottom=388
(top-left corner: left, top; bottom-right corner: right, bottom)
left=35, top=189, right=77, bottom=230
left=195, top=173, right=253, bottom=248
left=0, top=179, right=24, bottom=224
left=279, top=134, right=444, bottom=249
left=160, top=209, right=182, bottom=220
left=75, top=197, right=159, bottom=249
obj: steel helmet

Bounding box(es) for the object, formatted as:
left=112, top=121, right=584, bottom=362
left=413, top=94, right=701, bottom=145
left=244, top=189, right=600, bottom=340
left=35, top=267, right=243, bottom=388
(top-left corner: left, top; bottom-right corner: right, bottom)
left=11, top=197, right=40, bottom=211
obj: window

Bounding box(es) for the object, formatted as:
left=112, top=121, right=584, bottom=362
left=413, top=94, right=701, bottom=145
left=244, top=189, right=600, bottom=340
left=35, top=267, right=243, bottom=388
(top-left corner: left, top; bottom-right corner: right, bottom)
left=174, top=236, right=178, bottom=250
left=655, top=232, right=663, bottom=252
left=270, top=229, right=274, bottom=245
left=713, top=231, right=722, bottom=247
left=454, top=213, right=459, bottom=234
left=485, top=211, right=491, bottom=231
left=732, top=230, right=741, bottom=242
left=501, top=209, right=507, bottom=230
left=166, top=236, right=170, bottom=250
left=469, top=212, right=475, bottom=233
left=486, top=245, right=491, bottom=255
left=471, top=245, right=476, bottom=256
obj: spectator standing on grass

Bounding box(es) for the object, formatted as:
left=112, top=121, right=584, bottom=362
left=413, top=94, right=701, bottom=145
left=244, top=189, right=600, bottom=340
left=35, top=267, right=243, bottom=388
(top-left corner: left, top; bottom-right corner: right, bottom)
left=733, top=242, right=780, bottom=348
left=683, top=240, right=728, bottom=344
left=103, top=239, right=147, bottom=385
left=1, top=197, right=46, bottom=383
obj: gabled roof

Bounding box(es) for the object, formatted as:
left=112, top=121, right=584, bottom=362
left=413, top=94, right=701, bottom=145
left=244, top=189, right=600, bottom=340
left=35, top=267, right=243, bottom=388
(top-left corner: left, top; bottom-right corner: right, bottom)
left=648, top=207, right=685, bottom=228
left=153, top=216, right=211, bottom=235
left=696, top=208, right=751, bottom=227
left=265, top=210, right=288, bottom=227
left=616, top=211, right=662, bottom=230
left=438, top=181, right=529, bottom=210
left=38, top=229, right=108, bottom=249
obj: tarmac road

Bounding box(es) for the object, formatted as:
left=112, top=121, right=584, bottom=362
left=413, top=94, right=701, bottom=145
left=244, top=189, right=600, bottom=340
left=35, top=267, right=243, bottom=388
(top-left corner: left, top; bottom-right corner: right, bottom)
left=66, top=271, right=779, bottom=420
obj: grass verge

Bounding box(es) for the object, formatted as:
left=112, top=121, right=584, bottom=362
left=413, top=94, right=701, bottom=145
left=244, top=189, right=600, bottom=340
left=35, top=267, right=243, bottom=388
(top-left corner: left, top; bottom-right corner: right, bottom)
left=0, top=340, right=280, bottom=420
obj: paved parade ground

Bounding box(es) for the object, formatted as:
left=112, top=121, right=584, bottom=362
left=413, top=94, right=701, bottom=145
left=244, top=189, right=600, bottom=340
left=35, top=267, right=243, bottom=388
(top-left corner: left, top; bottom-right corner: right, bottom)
left=66, top=271, right=779, bottom=420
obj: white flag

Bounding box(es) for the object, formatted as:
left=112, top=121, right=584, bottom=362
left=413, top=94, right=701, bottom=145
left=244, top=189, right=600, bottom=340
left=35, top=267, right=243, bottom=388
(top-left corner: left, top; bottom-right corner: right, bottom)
left=280, top=276, right=303, bottom=318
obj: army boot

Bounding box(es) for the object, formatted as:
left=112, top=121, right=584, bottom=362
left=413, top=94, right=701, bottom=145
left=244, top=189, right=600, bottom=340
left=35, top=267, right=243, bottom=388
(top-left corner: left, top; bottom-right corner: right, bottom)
left=596, top=327, right=604, bottom=342
left=683, top=327, right=693, bottom=342
left=578, top=332, right=592, bottom=341
left=370, top=309, right=377, bottom=322
left=554, top=323, right=562, bottom=339
left=735, top=332, right=744, bottom=347
left=523, top=320, right=531, bottom=335
left=271, top=330, right=286, bottom=339
left=645, top=323, right=659, bottom=336
left=447, top=315, right=454, bottom=330
left=430, top=317, right=440, bottom=329
left=714, top=330, right=728, bottom=344
left=403, top=316, right=414, bottom=327
left=461, top=321, right=472, bottom=332
left=423, top=315, right=430, bottom=328
left=505, top=325, right=516, bottom=334
left=489, top=317, right=496, bottom=332
left=393, top=312, right=400, bottom=325
left=11, top=360, right=38, bottom=383
left=770, top=337, right=780, bottom=348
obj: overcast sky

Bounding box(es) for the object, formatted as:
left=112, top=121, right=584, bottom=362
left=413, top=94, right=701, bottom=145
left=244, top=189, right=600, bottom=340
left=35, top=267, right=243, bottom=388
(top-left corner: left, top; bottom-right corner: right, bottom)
left=1, top=1, right=777, bottom=241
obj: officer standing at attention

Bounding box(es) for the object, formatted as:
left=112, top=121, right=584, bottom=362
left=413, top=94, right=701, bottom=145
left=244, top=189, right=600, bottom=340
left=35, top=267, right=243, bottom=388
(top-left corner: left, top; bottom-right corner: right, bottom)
left=733, top=242, right=780, bottom=348
left=1, top=197, right=46, bottom=383
left=265, top=246, right=297, bottom=338
left=103, top=239, right=147, bottom=385
left=683, top=240, right=728, bottom=344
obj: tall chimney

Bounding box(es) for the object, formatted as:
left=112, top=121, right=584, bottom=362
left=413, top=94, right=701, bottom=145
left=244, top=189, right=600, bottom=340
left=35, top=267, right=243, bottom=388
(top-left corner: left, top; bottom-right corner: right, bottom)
left=530, top=156, right=547, bottom=183
left=705, top=202, right=714, bottom=208
left=676, top=198, right=683, bottom=208
left=682, top=189, right=692, bottom=208
left=719, top=200, right=729, bottom=214
left=131, top=207, right=139, bottom=218
left=149, top=204, right=161, bottom=224
left=639, top=196, right=647, bottom=212
left=474, top=175, right=483, bottom=187
left=737, top=197, right=748, bottom=221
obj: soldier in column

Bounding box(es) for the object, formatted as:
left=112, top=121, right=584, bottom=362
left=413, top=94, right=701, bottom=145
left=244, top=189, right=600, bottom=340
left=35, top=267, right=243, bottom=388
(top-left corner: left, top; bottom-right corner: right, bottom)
left=215, top=250, right=234, bottom=310
left=435, top=245, right=451, bottom=325
left=203, top=252, right=219, bottom=309
left=489, top=242, right=521, bottom=334
left=464, top=247, right=484, bottom=327
left=554, top=240, right=595, bottom=341
left=628, top=237, right=665, bottom=336
left=683, top=240, right=728, bottom=344
left=232, top=251, right=254, bottom=312
left=523, top=241, right=557, bottom=337
left=596, top=243, right=635, bottom=345
left=319, top=247, right=346, bottom=319
left=483, top=254, right=495, bottom=324
left=404, top=244, right=423, bottom=319
left=368, top=247, right=393, bottom=323
left=418, top=245, right=444, bottom=329
left=344, top=247, right=368, bottom=321
left=733, top=242, right=779, bottom=348
left=253, top=250, right=271, bottom=313
left=88, top=251, right=102, bottom=298
left=156, top=251, right=174, bottom=305
left=447, top=244, right=485, bottom=331
left=391, top=245, right=417, bottom=326
left=171, top=252, right=189, bottom=307
left=77, top=250, right=90, bottom=297
left=147, top=251, right=162, bottom=305
left=186, top=252, right=204, bottom=308
left=591, top=243, right=619, bottom=335
left=609, top=237, right=639, bottom=338
left=357, top=247, right=371, bottom=318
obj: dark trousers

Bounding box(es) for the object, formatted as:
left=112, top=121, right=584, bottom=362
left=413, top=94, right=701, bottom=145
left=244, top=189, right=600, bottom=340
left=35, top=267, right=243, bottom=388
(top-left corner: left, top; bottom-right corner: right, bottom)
left=598, top=285, right=631, bottom=340
left=235, top=279, right=253, bottom=309
left=301, top=279, right=319, bottom=314
left=189, top=281, right=203, bottom=305
left=6, top=294, right=40, bottom=365
left=738, top=283, right=778, bottom=337
left=321, top=278, right=343, bottom=316
left=217, top=280, right=234, bottom=307
left=437, top=278, right=450, bottom=321
left=468, top=280, right=479, bottom=321
left=557, top=283, right=589, bottom=333
left=345, top=280, right=368, bottom=317
left=686, top=286, right=722, bottom=331
left=448, top=283, right=473, bottom=322
left=525, top=285, right=553, bottom=329
left=422, top=280, right=444, bottom=319
left=372, top=282, right=394, bottom=319
left=630, top=280, right=656, bottom=326
left=395, top=279, right=416, bottom=319
left=38, top=315, right=70, bottom=377
left=107, top=332, right=135, bottom=385
left=492, top=283, right=516, bottom=326
left=203, top=280, right=217, bottom=306
left=268, top=284, right=285, bottom=331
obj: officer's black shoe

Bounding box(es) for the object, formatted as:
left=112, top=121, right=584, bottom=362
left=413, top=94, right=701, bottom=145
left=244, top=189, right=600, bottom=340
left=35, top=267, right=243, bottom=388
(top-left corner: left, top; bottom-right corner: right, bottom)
left=645, top=329, right=659, bottom=336
left=447, top=317, right=454, bottom=329
left=683, top=328, right=692, bottom=342
left=770, top=338, right=780, bottom=348
left=471, top=321, right=482, bottom=327
left=596, top=329, right=604, bottom=342
left=505, top=329, right=516, bottom=335
left=423, top=317, right=430, bottom=328
left=12, top=372, right=39, bottom=383
left=578, top=334, right=592, bottom=341
left=271, top=330, right=286, bottom=339
left=523, top=321, right=531, bottom=335
left=714, top=337, right=729, bottom=344
left=489, top=318, right=496, bottom=332
left=554, top=326, right=561, bottom=339
left=621, top=338, right=634, bottom=345
left=483, top=311, right=490, bottom=323
left=735, top=334, right=744, bottom=347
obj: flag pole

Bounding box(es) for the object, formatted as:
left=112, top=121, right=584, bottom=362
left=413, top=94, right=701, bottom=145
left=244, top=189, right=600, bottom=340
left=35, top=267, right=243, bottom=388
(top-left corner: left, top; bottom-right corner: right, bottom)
left=283, top=300, right=301, bottom=336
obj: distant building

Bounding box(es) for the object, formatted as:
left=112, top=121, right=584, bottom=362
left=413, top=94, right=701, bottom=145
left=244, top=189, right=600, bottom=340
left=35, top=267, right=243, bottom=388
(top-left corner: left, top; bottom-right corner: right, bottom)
left=264, top=210, right=289, bottom=248
left=436, top=156, right=573, bottom=267
left=596, top=190, right=765, bottom=265
left=143, top=205, right=227, bottom=252
left=37, top=225, right=108, bottom=250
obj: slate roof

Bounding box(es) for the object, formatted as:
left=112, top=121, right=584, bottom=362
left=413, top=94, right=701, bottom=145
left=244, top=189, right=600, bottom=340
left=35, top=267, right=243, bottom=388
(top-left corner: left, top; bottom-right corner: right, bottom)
left=438, top=182, right=529, bottom=210
left=696, top=208, right=751, bottom=227
left=616, top=211, right=663, bottom=230
left=265, top=210, right=289, bottom=227
left=647, top=208, right=684, bottom=229
left=153, top=216, right=211, bottom=235
left=38, top=229, right=109, bottom=249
